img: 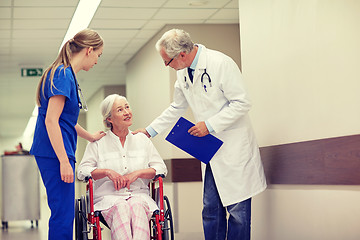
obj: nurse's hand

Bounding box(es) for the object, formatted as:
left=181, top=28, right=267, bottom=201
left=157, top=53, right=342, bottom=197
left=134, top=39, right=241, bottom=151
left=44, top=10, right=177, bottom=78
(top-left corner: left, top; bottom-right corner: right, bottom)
left=106, top=169, right=128, bottom=190
left=188, top=121, right=209, bottom=137
left=91, top=131, right=106, bottom=142
left=60, top=162, right=74, bottom=183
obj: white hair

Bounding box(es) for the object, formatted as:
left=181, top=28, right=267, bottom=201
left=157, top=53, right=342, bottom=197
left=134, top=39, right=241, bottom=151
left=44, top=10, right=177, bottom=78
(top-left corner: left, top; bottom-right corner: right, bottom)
left=155, top=29, right=194, bottom=58
left=100, top=94, right=127, bottom=128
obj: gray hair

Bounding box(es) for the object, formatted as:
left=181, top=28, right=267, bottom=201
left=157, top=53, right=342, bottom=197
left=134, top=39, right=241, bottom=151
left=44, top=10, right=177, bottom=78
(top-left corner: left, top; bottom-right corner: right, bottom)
left=155, top=29, right=194, bottom=58
left=100, top=94, right=127, bottom=128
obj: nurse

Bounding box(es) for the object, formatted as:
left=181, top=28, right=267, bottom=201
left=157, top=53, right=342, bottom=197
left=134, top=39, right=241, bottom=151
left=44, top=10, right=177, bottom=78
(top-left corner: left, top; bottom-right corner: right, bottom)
left=30, top=28, right=106, bottom=240
left=133, top=29, right=267, bottom=240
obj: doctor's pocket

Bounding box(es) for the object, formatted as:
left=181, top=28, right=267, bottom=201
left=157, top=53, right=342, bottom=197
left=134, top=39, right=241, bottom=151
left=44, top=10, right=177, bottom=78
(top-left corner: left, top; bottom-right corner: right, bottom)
left=215, top=127, right=252, bottom=165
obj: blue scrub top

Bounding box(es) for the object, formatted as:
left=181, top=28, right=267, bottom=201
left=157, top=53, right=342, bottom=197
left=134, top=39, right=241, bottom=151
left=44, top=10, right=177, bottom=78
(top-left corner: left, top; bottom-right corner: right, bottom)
left=30, top=65, right=80, bottom=161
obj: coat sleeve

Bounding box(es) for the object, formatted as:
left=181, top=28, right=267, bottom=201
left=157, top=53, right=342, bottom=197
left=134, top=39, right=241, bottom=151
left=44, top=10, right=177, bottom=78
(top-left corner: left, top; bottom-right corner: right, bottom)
left=207, top=56, right=252, bottom=133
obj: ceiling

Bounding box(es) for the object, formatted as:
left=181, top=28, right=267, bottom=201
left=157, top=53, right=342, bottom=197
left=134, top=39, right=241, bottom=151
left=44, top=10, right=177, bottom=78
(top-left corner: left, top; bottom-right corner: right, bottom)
left=0, top=0, right=239, bottom=140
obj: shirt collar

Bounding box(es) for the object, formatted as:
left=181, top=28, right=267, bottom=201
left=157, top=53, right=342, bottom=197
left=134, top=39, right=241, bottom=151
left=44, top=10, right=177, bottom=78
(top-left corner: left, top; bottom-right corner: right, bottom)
left=190, top=44, right=202, bottom=69
left=108, top=129, right=131, bottom=140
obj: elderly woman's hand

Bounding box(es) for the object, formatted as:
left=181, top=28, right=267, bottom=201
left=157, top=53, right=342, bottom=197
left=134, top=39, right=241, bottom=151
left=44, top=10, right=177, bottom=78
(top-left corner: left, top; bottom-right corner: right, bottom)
left=124, top=172, right=139, bottom=189
left=124, top=168, right=156, bottom=189
left=106, top=169, right=128, bottom=190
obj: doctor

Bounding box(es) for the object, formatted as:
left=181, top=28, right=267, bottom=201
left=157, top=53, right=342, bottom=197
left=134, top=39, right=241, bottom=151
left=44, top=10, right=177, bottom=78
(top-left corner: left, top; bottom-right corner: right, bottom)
left=133, top=28, right=267, bottom=240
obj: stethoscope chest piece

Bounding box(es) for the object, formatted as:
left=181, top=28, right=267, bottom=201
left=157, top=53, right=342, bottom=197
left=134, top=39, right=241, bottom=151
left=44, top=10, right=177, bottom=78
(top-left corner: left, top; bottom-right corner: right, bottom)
left=201, top=69, right=212, bottom=92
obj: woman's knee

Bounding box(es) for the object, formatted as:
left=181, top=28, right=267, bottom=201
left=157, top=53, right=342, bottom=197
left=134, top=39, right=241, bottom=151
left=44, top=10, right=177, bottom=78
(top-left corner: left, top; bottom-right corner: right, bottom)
left=129, top=197, right=149, bottom=209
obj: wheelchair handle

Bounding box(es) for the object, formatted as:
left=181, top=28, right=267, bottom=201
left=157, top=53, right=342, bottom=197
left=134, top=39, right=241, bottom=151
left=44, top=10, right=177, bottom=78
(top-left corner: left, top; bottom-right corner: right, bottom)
left=153, top=174, right=165, bottom=181
left=84, top=176, right=92, bottom=182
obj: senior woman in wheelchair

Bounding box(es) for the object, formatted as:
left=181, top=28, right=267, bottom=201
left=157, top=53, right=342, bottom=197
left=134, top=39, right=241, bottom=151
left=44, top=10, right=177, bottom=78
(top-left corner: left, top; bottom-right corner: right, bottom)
left=77, top=94, right=167, bottom=240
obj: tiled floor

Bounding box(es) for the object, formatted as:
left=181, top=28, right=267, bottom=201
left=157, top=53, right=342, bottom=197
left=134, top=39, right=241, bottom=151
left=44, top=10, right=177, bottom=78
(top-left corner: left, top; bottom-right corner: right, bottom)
left=0, top=221, right=47, bottom=240
left=0, top=183, right=203, bottom=240
left=1, top=191, right=49, bottom=240
left=0, top=203, right=203, bottom=240
left=0, top=182, right=111, bottom=240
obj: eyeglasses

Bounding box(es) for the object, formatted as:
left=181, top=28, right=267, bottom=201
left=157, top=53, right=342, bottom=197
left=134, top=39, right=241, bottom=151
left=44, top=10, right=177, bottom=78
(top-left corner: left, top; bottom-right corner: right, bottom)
left=165, top=57, right=175, bottom=66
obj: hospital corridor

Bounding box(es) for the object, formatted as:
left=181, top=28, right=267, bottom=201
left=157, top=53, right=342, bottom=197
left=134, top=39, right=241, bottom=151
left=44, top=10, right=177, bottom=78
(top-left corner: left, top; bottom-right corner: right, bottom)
left=2, top=0, right=360, bottom=240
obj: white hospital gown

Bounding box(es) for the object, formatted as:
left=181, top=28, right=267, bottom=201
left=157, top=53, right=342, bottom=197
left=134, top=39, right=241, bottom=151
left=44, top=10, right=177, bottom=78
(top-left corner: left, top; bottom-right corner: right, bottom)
left=77, top=130, right=167, bottom=212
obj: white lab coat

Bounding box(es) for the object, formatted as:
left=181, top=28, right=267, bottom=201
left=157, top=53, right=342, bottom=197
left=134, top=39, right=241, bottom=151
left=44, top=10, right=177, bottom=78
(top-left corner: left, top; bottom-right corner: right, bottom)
left=150, top=45, right=267, bottom=206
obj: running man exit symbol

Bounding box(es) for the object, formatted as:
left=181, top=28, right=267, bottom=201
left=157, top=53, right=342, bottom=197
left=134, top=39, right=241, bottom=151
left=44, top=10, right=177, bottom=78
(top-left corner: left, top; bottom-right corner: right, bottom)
left=21, top=68, right=43, bottom=77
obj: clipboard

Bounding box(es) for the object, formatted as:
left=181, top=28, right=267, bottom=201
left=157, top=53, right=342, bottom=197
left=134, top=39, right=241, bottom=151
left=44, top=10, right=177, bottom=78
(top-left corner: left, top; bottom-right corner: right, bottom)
left=165, top=117, right=223, bottom=164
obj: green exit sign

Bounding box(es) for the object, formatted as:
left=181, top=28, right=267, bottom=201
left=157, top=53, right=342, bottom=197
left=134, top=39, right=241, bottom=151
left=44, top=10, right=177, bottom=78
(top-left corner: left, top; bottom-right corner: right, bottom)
left=21, top=68, right=43, bottom=77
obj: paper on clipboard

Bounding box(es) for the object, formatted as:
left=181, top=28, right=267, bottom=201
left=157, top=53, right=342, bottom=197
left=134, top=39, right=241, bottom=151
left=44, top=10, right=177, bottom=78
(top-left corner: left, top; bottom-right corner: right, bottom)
left=165, top=117, right=223, bottom=164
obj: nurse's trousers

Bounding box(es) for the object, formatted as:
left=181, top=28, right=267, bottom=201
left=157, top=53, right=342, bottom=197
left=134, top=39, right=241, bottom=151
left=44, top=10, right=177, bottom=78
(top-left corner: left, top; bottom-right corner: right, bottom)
left=35, top=156, right=75, bottom=240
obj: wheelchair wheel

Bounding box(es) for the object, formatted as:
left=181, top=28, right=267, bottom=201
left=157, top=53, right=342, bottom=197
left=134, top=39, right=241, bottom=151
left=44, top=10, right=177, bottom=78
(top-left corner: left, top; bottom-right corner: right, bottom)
left=75, top=197, right=89, bottom=240
left=75, top=199, right=83, bottom=240
left=162, top=195, right=174, bottom=240
left=80, top=196, right=88, bottom=240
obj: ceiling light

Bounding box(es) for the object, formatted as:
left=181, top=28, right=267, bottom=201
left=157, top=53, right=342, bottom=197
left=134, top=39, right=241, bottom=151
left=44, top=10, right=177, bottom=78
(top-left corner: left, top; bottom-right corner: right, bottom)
left=188, top=1, right=208, bottom=6
left=60, top=0, right=102, bottom=50
left=22, top=106, right=38, bottom=138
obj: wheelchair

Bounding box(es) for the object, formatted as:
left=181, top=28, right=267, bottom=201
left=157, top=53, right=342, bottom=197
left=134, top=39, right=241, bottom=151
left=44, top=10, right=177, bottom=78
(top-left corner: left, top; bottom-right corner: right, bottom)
left=75, top=175, right=174, bottom=240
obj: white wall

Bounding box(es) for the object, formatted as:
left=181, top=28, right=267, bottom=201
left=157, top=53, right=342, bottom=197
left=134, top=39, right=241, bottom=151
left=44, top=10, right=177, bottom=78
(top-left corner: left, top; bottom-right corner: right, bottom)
left=239, top=0, right=360, bottom=239
left=239, top=0, right=360, bottom=146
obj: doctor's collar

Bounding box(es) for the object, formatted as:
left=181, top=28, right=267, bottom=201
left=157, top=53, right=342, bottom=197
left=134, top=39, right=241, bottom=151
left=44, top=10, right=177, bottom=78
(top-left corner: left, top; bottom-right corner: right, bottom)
left=190, top=44, right=202, bottom=70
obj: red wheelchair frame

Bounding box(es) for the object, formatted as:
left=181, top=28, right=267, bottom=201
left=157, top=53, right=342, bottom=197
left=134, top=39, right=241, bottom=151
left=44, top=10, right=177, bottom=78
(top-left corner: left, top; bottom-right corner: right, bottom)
left=75, top=175, right=174, bottom=240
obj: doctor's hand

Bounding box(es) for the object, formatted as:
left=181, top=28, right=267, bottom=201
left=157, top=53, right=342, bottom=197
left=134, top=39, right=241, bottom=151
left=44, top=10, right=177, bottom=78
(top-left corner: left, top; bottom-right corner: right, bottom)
left=132, top=128, right=150, bottom=138
left=188, top=121, right=209, bottom=137
left=106, top=169, right=128, bottom=190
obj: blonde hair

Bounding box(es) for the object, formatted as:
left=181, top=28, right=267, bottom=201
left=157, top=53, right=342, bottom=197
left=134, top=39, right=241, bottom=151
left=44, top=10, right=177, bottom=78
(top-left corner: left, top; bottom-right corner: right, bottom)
left=100, top=94, right=127, bottom=129
left=36, top=28, right=103, bottom=106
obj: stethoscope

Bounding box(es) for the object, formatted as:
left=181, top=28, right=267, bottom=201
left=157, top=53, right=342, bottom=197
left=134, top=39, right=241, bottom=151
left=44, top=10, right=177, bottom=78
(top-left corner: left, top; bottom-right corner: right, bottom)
left=201, top=69, right=212, bottom=92
left=184, top=69, right=212, bottom=92
left=70, top=67, right=88, bottom=111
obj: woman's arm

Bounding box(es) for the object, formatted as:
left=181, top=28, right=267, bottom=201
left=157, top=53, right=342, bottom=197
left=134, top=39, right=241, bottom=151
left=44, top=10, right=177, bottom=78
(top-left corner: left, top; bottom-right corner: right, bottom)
left=124, top=168, right=156, bottom=189
left=45, top=95, right=73, bottom=183
left=91, top=168, right=128, bottom=191
left=77, top=143, right=128, bottom=190
left=75, top=123, right=106, bottom=142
